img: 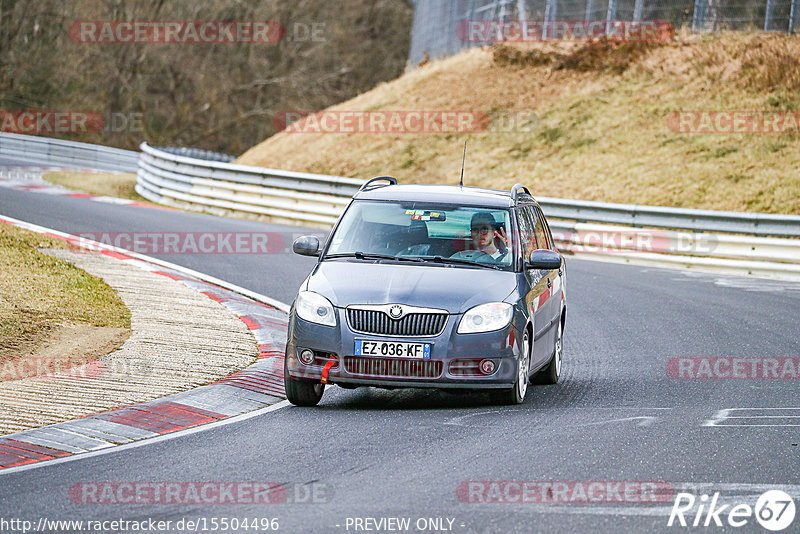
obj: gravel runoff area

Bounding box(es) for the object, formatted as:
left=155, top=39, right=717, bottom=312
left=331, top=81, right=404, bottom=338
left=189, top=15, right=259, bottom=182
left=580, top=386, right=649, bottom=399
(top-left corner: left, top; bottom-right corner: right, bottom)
left=0, top=248, right=258, bottom=435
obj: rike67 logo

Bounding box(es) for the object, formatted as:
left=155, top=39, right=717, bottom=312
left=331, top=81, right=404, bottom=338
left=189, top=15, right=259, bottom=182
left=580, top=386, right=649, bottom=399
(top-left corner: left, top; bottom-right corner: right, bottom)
left=668, top=490, right=795, bottom=531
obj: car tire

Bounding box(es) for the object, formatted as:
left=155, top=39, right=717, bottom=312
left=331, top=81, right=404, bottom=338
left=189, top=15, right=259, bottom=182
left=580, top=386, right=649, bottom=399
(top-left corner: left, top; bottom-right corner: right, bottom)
left=284, top=360, right=325, bottom=406
left=533, top=312, right=563, bottom=385
left=492, top=328, right=530, bottom=405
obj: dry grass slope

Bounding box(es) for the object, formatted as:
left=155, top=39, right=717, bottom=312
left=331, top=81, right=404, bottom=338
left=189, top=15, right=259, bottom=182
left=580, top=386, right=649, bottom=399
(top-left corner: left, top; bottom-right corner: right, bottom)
left=238, top=32, right=800, bottom=214
left=43, top=171, right=143, bottom=201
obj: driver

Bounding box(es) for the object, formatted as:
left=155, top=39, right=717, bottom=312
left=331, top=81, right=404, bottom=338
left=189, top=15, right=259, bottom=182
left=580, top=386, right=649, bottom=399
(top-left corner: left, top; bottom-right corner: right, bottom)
left=451, top=211, right=507, bottom=261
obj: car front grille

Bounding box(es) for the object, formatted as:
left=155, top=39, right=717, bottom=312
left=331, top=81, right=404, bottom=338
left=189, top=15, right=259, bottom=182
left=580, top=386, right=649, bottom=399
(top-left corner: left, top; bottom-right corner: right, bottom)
left=344, top=357, right=443, bottom=379
left=346, top=309, right=447, bottom=336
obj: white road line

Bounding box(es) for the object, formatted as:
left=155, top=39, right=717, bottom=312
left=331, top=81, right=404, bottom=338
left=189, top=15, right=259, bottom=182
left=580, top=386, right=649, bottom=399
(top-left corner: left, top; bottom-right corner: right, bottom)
left=708, top=424, right=800, bottom=427
left=704, top=407, right=800, bottom=427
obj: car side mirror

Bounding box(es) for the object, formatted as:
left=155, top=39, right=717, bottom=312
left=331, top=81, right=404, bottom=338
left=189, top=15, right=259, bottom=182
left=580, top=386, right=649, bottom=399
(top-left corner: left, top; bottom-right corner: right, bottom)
left=526, top=249, right=561, bottom=270
left=293, top=236, right=320, bottom=257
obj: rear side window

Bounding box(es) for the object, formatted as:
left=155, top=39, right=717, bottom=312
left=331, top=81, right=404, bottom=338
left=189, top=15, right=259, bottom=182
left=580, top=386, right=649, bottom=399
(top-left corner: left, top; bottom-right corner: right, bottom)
left=536, top=207, right=556, bottom=251
left=532, top=206, right=552, bottom=250
left=517, top=206, right=538, bottom=259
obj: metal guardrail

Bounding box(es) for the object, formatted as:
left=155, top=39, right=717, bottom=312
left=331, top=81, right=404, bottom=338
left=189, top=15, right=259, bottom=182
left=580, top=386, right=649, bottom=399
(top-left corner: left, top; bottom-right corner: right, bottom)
left=1, top=134, right=798, bottom=278
left=135, top=142, right=363, bottom=228
left=136, top=141, right=800, bottom=237
left=537, top=197, right=800, bottom=237
left=548, top=221, right=800, bottom=278
left=0, top=132, right=138, bottom=173
left=133, top=142, right=799, bottom=279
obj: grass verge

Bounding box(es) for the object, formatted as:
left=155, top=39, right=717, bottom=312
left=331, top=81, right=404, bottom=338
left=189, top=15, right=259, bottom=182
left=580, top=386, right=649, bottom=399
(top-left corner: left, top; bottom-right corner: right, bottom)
left=42, top=171, right=143, bottom=201
left=0, top=223, right=131, bottom=368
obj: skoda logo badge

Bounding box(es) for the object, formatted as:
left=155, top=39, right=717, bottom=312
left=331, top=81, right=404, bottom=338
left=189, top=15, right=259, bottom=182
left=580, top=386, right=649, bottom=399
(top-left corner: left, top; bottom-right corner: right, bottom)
left=389, top=305, right=403, bottom=319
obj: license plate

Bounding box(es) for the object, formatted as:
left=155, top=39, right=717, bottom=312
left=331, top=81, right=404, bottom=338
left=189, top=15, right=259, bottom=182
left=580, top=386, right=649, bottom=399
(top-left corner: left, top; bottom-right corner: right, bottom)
left=354, top=340, right=431, bottom=359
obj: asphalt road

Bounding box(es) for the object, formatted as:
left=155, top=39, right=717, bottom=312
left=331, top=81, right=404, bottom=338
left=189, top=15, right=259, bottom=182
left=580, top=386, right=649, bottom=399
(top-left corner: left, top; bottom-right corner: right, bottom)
left=0, top=186, right=319, bottom=304
left=1, top=182, right=799, bottom=533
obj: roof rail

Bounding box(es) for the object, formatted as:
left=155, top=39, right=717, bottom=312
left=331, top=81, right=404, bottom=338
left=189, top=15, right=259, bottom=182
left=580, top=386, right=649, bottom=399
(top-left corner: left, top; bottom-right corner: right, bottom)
left=511, top=183, right=532, bottom=203
left=359, top=176, right=398, bottom=192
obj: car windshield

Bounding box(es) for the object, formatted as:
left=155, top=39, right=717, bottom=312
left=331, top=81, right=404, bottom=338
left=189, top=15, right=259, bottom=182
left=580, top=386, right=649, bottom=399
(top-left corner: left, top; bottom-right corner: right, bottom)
left=325, top=200, right=514, bottom=269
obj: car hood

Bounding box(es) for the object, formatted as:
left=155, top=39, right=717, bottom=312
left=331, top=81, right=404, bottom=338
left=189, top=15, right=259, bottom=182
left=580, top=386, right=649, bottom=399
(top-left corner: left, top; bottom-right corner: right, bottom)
left=305, top=260, right=517, bottom=313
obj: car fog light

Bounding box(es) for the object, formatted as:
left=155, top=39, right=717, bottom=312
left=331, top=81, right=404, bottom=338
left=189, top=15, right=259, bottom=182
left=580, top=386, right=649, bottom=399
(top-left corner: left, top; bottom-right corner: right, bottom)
left=299, top=349, right=315, bottom=365
left=479, top=359, right=496, bottom=375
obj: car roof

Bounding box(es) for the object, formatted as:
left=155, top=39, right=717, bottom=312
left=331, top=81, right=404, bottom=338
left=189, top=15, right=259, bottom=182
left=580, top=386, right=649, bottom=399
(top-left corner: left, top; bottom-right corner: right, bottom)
left=352, top=184, right=536, bottom=209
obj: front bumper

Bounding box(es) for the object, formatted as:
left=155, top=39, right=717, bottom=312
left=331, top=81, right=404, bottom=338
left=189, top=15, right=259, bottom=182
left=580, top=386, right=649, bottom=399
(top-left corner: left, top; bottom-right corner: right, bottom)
left=286, top=307, right=523, bottom=389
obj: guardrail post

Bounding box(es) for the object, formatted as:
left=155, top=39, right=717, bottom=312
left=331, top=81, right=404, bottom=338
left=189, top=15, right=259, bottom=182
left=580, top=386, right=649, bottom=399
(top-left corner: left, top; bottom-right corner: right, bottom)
left=692, top=0, right=707, bottom=31
left=605, top=0, right=618, bottom=35
left=765, top=0, right=776, bottom=30
left=633, top=0, right=643, bottom=22
left=516, top=0, right=528, bottom=38
left=543, top=0, right=557, bottom=39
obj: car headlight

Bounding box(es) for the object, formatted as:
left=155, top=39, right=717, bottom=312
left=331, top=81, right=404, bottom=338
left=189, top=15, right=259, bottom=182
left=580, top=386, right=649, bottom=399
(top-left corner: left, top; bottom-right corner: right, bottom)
left=458, top=302, right=513, bottom=334
left=296, top=291, right=336, bottom=327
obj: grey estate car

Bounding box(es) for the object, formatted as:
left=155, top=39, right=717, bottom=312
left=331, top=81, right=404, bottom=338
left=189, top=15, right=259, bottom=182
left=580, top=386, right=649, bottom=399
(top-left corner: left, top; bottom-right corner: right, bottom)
left=285, top=178, right=566, bottom=406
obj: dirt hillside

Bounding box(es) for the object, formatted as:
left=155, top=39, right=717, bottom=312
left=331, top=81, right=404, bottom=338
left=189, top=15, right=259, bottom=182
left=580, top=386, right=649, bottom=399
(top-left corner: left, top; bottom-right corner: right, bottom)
left=238, top=32, right=800, bottom=214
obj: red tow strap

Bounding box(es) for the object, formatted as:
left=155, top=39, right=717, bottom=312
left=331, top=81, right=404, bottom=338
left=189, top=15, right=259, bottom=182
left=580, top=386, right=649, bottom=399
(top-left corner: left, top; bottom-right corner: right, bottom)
left=321, top=355, right=337, bottom=384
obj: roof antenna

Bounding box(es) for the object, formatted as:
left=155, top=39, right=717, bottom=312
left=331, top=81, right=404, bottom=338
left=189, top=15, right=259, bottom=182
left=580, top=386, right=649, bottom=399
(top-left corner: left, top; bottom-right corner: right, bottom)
left=459, top=140, right=467, bottom=188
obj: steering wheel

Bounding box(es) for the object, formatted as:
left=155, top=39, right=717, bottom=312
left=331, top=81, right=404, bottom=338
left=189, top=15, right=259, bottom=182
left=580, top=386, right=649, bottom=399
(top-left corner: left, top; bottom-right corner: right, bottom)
left=397, top=243, right=431, bottom=256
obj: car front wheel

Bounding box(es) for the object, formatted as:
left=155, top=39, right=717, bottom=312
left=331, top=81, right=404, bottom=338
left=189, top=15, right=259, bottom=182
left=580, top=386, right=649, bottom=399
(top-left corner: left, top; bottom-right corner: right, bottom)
left=493, top=328, right=529, bottom=405
left=284, top=360, right=325, bottom=406
left=533, top=313, right=563, bottom=385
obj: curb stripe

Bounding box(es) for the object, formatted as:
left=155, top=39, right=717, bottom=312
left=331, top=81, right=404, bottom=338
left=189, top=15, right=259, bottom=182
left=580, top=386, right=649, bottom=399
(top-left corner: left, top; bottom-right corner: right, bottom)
left=0, top=213, right=290, bottom=472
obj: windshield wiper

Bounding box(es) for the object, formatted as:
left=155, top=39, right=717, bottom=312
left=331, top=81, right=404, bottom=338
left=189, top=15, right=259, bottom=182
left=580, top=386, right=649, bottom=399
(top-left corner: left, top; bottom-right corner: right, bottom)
left=418, top=256, right=503, bottom=270
left=325, top=252, right=424, bottom=263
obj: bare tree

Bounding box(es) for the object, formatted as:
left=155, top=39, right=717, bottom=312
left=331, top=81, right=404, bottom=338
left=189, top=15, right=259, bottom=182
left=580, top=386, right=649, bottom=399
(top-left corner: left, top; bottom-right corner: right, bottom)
left=0, top=0, right=413, bottom=153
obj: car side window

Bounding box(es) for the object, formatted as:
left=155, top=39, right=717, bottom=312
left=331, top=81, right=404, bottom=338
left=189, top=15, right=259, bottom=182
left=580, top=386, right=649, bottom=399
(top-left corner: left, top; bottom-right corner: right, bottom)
left=531, top=206, right=553, bottom=249
left=516, top=205, right=538, bottom=260
left=530, top=207, right=550, bottom=250
left=537, top=208, right=556, bottom=251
